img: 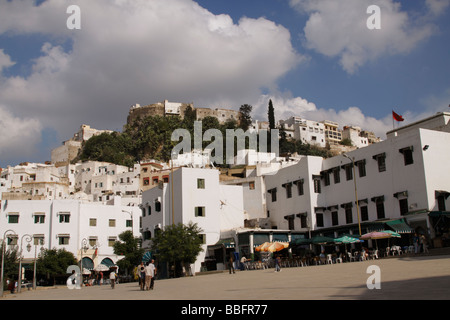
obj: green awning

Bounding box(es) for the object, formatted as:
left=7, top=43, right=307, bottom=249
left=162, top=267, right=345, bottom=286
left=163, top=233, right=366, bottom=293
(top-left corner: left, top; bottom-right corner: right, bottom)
left=100, top=258, right=115, bottom=267
left=82, top=257, right=94, bottom=270
left=210, top=238, right=235, bottom=249
left=385, top=219, right=414, bottom=233
left=429, top=211, right=450, bottom=217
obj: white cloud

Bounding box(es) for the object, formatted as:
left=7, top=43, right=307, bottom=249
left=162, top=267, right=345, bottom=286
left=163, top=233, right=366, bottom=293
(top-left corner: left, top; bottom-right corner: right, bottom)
left=0, top=49, right=15, bottom=71
left=0, top=105, right=42, bottom=163
left=0, top=0, right=303, bottom=151
left=253, top=93, right=393, bottom=139
left=289, top=0, right=438, bottom=73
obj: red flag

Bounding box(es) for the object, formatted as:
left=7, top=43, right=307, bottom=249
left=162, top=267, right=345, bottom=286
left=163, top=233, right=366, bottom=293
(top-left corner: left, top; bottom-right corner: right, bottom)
left=392, top=110, right=404, bottom=122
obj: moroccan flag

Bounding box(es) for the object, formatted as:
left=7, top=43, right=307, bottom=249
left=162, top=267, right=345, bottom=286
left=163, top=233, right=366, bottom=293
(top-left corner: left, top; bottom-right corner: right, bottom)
left=392, top=110, right=404, bottom=122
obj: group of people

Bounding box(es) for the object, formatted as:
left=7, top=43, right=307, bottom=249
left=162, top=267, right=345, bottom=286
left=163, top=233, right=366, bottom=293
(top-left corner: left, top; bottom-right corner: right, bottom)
left=413, top=233, right=429, bottom=254
left=137, top=259, right=157, bottom=291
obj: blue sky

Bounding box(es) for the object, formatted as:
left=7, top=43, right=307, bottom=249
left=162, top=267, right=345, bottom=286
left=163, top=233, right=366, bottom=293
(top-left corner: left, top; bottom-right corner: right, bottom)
left=0, top=0, right=449, bottom=167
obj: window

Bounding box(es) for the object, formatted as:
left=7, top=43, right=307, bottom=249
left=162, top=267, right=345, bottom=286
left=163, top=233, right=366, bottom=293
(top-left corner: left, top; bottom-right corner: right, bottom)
left=345, top=207, right=353, bottom=224
left=333, top=168, right=340, bottom=184
left=344, top=164, right=353, bottom=181
left=372, top=198, right=385, bottom=219
left=286, top=215, right=295, bottom=230
left=400, top=146, right=414, bottom=166
left=34, top=237, right=44, bottom=246
left=34, top=214, right=45, bottom=224
left=7, top=236, right=18, bottom=246
left=360, top=206, right=369, bottom=221
left=195, top=206, right=206, bottom=217
left=322, top=171, right=330, bottom=186
left=143, top=178, right=150, bottom=186
left=8, top=214, right=19, bottom=224
left=356, top=160, right=366, bottom=177
left=268, top=188, right=277, bottom=202
left=249, top=182, right=255, bottom=190
left=294, top=180, right=304, bottom=196
left=313, top=176, right=321, bottom=194
left=283, top=182, right=292, bottom=198
left=89, top=238, right=97, bottom=247
left=198, top=234, right=206, bottom=244
left=197, top=178, right=205, bottom=189
left=89, top=218, right=97, bottom=226
left=109, top=219, right=116, bottom=227
left=399, top=198, right=409, bottom=215
left=126, top=220, right=133, bottom=228
left=331, top=211, right=339, bottom=226
left=59, top=214, right=70, bottom=223
left=437, top=196, right=446, bottom=211
left=58, top=235, right=70, bottom=245
left=300, top=214, right=307, bottom=228
left=373, top=153, right=386, bottom=172
left=108, top=237, right=117, bottom=247
left=316, top=213, right=324, bottom=227
left=155, top=201, right=161, bottom=212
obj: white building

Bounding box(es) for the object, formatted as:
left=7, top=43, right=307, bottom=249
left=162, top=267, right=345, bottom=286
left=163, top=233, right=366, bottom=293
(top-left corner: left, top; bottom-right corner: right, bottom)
left=0, top=197, right=142, bottom=271
left=265, top=113, right=450, bottom=249
left=342, top=125, right=369, bottom=148
left=140, top=167, right=244, bottom=274
left=279, top=116, right=327, bottom=148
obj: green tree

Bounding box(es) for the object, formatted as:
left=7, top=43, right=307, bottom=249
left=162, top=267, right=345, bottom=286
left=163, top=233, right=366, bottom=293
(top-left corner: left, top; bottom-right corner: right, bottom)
left=268, top=99, right=275, bottom=130
left=238, top=104, right=253, bottom=131
left=113, top=230, right=144, bottom=275
left=150, top=222, right=203, bottom=277
left=36, top=248, right=77, bottom=285
left=0, top=244, right=18, bottom=290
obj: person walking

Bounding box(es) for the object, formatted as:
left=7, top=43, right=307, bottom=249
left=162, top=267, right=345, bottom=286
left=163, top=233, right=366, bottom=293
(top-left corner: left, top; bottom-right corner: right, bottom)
left=138, top=262, right=146, bottom=290
left=274, top=255, right=281, bottom=272
left=145, top=259, right=156, bottom=290
left=109, top=270, right=116, bottom=289
left=421, top=234, right=429, bottom=253
left=228, top=255, right=235, bottom=274
left=144, top=262, right=152, bottom=290
left=413, top=233, right=420, bottom=254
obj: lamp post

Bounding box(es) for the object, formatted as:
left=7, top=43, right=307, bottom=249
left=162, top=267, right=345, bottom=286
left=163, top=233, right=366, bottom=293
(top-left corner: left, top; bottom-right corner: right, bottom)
left=79, top=238, right=88, bottom=286
left=1, top=229, right=17, bottom=297
left=343, top=154, right=362, bottom=236
left=33, top=238, right=44, bottom=290
left=122, top=209, right=134, bottom=234
left=17, top=234, right=32, bottom=293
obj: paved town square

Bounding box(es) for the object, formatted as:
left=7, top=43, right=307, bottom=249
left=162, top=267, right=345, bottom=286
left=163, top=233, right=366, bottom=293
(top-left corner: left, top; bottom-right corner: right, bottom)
left=3, top=254, right=450, bottom=301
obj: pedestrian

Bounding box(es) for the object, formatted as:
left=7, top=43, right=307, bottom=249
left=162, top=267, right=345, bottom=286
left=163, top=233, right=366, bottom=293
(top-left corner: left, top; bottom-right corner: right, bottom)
left=99, top=271, right=103, bottom=285
left=274, top=255, right=281, bottom=272
left=144, top=262, right=152, bottom=290
left=138, top=262, right=146, bottom=290
left=421, top=234, right=429, bottom=253
left=109, top=270, right=116, bottom=289
left=145, top=259, right=156, bottom=290
left=228, top=255, right=235, bottom=274
left=413, top=233, right=420, bottom=254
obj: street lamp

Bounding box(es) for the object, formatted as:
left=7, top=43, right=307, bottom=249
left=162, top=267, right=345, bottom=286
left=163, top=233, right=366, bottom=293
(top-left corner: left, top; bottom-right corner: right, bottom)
left=33, top=238, right=44, bottom=290
left=79, top=238, right=88, bottom=286
left=17, top=234, right=32, bottom=293
left=122, top=209, right=134, bottom=234
left=343, top=154, right=362, bottom=236
left=1, top=230, right=17, bottom=297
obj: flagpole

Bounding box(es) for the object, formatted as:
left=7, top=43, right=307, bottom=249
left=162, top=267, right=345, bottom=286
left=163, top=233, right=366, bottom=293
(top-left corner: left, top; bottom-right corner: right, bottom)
left=392, top=110, right=394, bottom=130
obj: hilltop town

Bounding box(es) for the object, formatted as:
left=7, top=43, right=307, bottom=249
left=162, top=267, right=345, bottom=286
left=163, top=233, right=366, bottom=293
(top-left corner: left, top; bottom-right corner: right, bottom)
left=1, top=100, right=449, bottom=278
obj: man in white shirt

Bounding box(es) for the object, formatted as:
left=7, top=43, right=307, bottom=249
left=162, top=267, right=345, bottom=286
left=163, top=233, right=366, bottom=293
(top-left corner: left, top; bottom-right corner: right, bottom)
left=145, top=260, right=156, bottom=290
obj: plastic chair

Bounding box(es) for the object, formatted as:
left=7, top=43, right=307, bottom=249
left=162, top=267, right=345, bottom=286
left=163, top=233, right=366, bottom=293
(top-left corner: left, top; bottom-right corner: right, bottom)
left=327, top=254, right=333, bottom=264
left=347, top=252, right=356, bottom=262
left=372, top=249, right=379, bottom=259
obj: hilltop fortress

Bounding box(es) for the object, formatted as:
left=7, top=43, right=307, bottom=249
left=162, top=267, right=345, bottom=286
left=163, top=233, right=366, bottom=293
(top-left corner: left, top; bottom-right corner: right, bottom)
left=127, top=100, right=242, bottom=125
